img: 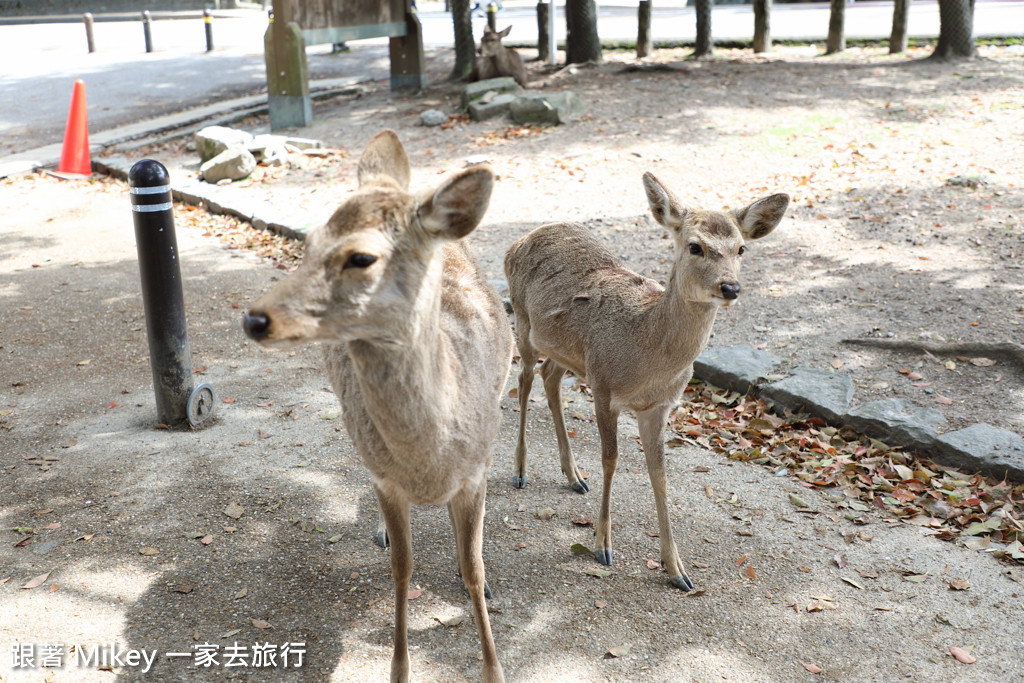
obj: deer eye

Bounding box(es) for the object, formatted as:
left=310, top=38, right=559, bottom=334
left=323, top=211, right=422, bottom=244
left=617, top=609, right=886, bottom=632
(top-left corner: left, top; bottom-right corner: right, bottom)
left=344, top=253, right=377, bottom=269
left=738, top=245, right=747, bottom=256
left=688, top=243, right=704, bottom=256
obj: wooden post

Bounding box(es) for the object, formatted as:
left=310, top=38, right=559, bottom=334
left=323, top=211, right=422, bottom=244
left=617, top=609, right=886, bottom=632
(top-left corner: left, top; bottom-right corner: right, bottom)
left=265, top=11, right=311, bottom=129
left=537, top=2, right=550, bottom=62
left=390, top=8, right=426, bottom=90
left=637, top=0, right=652, bottom=58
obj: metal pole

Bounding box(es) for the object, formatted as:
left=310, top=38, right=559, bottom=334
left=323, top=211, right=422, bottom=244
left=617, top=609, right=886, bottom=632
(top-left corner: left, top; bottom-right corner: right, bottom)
left=83, top=13, right=95, bottom=53
left=547, top=0, right=556, bottom=65
left=142, top=10, right=153, bottom=53
left=129, top=160, right=216, bottom=428
left=204, top=9, right=214, bottom=52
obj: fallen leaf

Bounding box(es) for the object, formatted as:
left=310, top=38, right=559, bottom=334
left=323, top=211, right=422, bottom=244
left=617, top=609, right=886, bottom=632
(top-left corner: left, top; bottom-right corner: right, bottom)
left=327, top=534, right=343, bottom=543
left=235, top=588, right=247, bottom=599
left=223, top=397, right=236, bottom=404
left=172, top=583, right=195, bottom=594
left=949, top=579, right=971, bottom=591
left=834, top=554, right=848, bottom=569
left=594, top=599, right=607, bottom=609
left=944, top=360, right=957, bottom=371
left=743, top=566, right=757, bottom=580
left=437, top=614, right=465, bottom=627
left=76, top=360, right=91, bottom=366
left=841, top=577, right=865, bottom=590
left=705, top=485, right=714, bottom=498
left=48, top=584, right=60, bottom=593
left=223, top=502, right=244, bottom=519
left=407, top=588, right=423, bottom=600
left=969, top=357, right=995, bottom=367
left=585, top=567, right=612, bottom=578
left=831, top=359, right=844, bottom=369
left=21, top=572, right=50, bottom=589
left=606, top=644, right=632, bottom=658
left=572, top=517, right=594, bottom=527
left=789, top=493, right=811, bottom=509
left=949, top=646, right=976, bottom=664
left=904, top=574, right=929, bottom=583
left=250, top=618, right=272, bottom=629
left=200, top=534, right=213, bottom=545
left=800, top=660, right=823, bottom=674
left=139, top=547, right=160, bottom=556
left=646, top=558, right=661, bottom=570
left=536, top=508, right=556, bottom=521
left=221, top=628, right=242, bottom=639
left=935, top=395, right=953, bottom=405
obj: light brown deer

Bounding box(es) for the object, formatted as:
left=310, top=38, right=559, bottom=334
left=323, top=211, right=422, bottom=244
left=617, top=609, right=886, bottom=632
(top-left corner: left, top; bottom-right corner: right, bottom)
left=505, top=173, right=788, bottom=591
left=243, top=130, right=511, bottom=682
left=470, top=25, right=528, bottom=87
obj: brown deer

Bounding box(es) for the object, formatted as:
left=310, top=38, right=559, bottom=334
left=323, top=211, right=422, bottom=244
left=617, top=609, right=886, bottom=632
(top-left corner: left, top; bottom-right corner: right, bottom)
left=505, top=173, right=788, bottom=591
left=243, top=130, right=511, bottom=682
left=470, top=25, right=528, bottom=87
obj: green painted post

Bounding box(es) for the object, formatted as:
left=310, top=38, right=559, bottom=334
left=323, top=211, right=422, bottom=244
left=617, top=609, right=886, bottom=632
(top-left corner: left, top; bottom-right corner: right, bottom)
left=265, top=16, right=311, bottom=129
left=389, top=9, right=426, bottom=91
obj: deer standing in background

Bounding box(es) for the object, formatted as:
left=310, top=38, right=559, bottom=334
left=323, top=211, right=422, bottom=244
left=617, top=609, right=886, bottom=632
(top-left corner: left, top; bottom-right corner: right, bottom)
left=243, top=130, right=511, bottom=682
left=505, top=173, right=788, bottom=591
left=471, top=25, right=528, bottom=87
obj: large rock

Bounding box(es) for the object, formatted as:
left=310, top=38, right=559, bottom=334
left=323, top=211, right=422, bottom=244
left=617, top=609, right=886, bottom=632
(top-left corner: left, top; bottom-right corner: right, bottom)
left=195, top=126, right=254, bottom=163
left=844, top=399, right=946, bottom=449
left=462, top=77, right=521, bottom=108
left=469, top=93, right=518, bottom=121
left=761, top=367, right=854, bottom=424
left=511, top=91, right=586, bottom=125
left=420, top=109, right=447, bottom=127
left=199, top=148, right=257, bottom=183
left=694, top=344, right=781, bottom=394
left=932, top=423, right=1024, bottom=482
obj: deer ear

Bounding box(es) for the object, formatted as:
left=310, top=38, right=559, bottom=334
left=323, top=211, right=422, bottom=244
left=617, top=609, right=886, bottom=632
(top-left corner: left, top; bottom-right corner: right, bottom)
left=357, top=129, right=411, bottom=190
left=417, top=167, right=494, bottom=241
left=642, top=172, right=686, bottom=230
left=733, top=193, right=789, bottom=240
left=498, top=25, right=512, bottom=38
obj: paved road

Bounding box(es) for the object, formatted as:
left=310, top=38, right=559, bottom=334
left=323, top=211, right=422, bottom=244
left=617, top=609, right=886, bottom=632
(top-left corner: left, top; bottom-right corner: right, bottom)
left=1, top=1, right=1021, bottom=158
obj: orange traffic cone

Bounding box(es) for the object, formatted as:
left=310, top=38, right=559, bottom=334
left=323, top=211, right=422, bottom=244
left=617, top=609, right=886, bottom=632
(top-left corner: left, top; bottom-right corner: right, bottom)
left=57, top=79, right=91, bottom=177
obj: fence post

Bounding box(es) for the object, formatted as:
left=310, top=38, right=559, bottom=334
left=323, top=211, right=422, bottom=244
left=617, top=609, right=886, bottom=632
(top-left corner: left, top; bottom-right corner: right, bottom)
left=129, top=160, right=216, bottom=427
left=204, top=9, right=215, bottom=52
left=537, top=2, right=550, bottom=62
left=637, top=0, right=652, bottom=58
left=487, top=2, right=497, bottom=31
left=265, top=13, right=312, bottom=128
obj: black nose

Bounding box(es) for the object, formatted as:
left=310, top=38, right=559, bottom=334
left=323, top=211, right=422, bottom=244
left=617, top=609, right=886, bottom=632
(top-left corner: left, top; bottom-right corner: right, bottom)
left=721, top=283, right=740, bottom=300
left=243, top=312, right=270, bottom=340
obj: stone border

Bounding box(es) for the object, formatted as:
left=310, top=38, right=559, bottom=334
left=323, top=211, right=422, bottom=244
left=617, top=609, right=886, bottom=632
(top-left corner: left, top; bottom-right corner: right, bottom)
left=694, top=344, right=1024, bottom=483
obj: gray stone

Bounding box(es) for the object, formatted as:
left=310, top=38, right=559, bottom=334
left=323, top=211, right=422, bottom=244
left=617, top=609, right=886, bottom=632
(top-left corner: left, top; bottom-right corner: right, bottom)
left=283, top=136, right=322, bottom=150
left=511, top=91, right=586, bottom=125
left=932, top=424, right=1024, bottom=482
left=247, top=134, right=289, bottom=162
left=462, top=77, right=520, bottom=108
left=844, top=399, right=947, bottom=449
left=195, top=126, right=254, bottom=163
left=761, top=367, right=854, bottom=424
left=420, top=109, right=447, bottom=127
left=694, top=344, right=781, bottom=394
left=469, top=93, right=518, bottom=121
left=199, top=148, right=257, bottom=183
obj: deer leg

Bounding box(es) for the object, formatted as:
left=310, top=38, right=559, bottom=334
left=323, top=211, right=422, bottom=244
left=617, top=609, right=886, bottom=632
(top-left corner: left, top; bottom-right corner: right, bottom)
left=637, top=405, right=694, bottom=591
left=448, top=501, right=492, bottom=599
left=374, top=486, right=413, bottom=683
left=375, top=501, right=390, bottom=548
left=540, top=358, right=589, bottom=493
left=592, top=392, right=620, bottom=566
left=449, top=480, right=506, bottom=683
left=512, top=317, right=538, bottom=489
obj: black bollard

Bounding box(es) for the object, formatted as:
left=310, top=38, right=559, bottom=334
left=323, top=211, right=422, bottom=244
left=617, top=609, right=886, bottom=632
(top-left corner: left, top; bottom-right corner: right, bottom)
left=142, top=10, right=153, bottom=53
left=204, top=9, right=214, bottom=52
left=129, top=160, right=216, bottom=427
left=83, top=13, right=95, bottom=53
left=486, top=2, right=497, bottom=31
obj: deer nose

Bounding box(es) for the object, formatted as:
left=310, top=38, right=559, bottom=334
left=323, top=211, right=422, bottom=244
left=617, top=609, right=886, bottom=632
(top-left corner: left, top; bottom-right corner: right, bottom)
left=720, top=283, right=741, bottom=300
left=243, top=311, right=270, bottom=340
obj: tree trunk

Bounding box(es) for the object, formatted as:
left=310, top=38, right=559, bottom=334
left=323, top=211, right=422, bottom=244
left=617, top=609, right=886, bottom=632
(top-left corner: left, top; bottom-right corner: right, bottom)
left=537, top=1, right=550, bottom=62
left=931, top=0, right=976, bottom=60
left=753, top=0, right=771, bottom=54
left=566, top=0, right=602, bottom=63
left=890, top=0, right=910, bottom=54
left=826, top=0, right=845, bottom=55
left=637, top=0, right=653, bottom=59
left=449, top=0, right=475, bottom=80
left=694, top=0, right=713, bottom=59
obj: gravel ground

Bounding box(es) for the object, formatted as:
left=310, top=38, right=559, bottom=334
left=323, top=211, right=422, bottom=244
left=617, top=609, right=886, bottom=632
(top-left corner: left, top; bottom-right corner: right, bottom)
left=2, top=44, right=1023, bottom=682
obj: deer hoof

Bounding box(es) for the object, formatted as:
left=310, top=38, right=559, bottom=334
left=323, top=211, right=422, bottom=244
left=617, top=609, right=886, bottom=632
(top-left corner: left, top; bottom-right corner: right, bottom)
left=670, top=573, right=695, bottom=592
left=484, top=581, right=493, bottom=600
left=512, top=474, right=527, bottom=489
left=375, top=530, right=390, bottom=548
left=595, top=548, right=613, bottom=566
left=571, top=479, right=590, bottom=494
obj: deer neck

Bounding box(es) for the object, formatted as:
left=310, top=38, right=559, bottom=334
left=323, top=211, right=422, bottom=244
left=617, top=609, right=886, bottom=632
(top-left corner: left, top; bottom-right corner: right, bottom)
left=646, top=271, right=720, bottom=367
left=346, top=251, right=450, bottom=447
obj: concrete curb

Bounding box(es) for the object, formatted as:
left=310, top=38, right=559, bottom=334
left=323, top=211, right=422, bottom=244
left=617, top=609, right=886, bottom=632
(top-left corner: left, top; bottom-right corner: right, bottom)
left=694, top=344, right=1024, bottom=483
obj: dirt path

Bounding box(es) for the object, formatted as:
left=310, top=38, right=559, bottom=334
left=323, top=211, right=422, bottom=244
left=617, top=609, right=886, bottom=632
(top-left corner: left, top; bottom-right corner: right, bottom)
left=2, top=45, right=1023, bottom=682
